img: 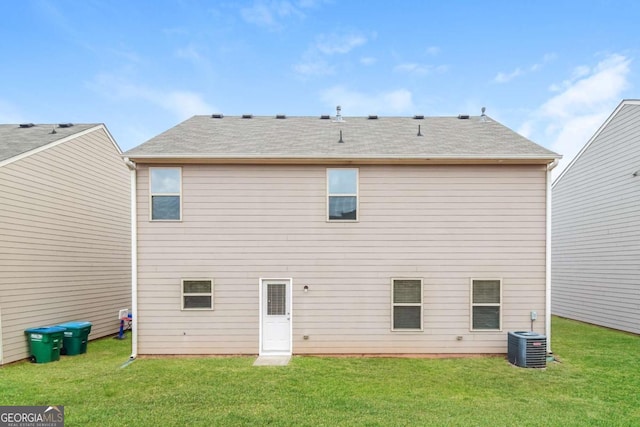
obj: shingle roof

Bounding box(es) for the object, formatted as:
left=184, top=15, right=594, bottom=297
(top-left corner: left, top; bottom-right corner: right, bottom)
left=124, top=115, right=560, bottom=162
left=0, top=123, right=99, bottom=163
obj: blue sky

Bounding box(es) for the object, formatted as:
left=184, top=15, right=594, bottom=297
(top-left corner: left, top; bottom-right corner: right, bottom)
left=2, top=1, right=639, bottom=175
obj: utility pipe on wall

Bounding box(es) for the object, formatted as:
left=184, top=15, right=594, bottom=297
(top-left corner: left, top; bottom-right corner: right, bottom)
left=124, top=158, right=138, bottom=360
left=546, top=159, right=559, bottom=353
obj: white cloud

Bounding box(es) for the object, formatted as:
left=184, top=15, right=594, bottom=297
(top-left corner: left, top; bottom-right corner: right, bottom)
left=159, top=91, right=214, bottom=119
left=320, top=86, right=414, bottom=115
left=541, top=54, right=630, bottom=120
left=520, top=53, right=631, bottom=177
left=240, top=0, right=320, bottom=30
left=394, top=63, right=448, bottom=76
left=293, top=60, right=335, bottom=77
left=426, top=46, right=440, bottom=56
left=494, top=67, right=523, bottom=83
left=293, top=31, right=370, bottom=78
left=297, top=0, right=327, bottom=7
left=90, top=74, right=215, bottom=120
left=176, top=44, right=204, bottom=62
left=494, top=53, right=556, bottom=83
left=315, top=32, right=368, bottom=55
left=530, top=53, right=557, bottom=72
left=360, top=56, right=376, bottom=66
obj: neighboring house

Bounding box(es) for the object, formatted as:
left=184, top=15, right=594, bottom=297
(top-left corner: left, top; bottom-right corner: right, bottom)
left=123, top=111, right=560, bottom=357
left=552, top=99, right=640, bottom=335
left=0, top=123, right=131, bottom=364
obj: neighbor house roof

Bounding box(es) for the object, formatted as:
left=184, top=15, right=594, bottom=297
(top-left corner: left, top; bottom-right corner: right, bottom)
left=552, top=99, right=640, bottom=187
left=0, top=123, right=102, bottom=165
left=124, top=115, right=560, bottom=164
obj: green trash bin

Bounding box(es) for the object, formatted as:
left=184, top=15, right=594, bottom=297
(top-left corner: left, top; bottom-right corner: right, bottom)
left=57, top=321, right=92, bottom=355
left=24, top=326, right=66, bottom=363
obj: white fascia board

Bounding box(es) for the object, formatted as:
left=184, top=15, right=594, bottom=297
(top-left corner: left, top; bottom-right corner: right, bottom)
left=125, top=154, right=561, bottom=163
left=99, top=123, right=124, bottom=155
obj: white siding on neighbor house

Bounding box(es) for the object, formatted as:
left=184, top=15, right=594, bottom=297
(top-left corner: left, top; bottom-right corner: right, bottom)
left=0, top=127, right=131, bottom=364
left=552, top=103, right=640, bottom=334
left=136, top=163, right=548, bottom=355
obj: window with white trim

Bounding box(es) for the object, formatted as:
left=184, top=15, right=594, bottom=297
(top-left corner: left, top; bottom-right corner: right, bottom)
left=471, top=279, right=502, bottom=330
left=327, top=168, right=358, bottom=221
left=150, top=167, right=181, bottom=221
left=182, top=279, right=213, bottom=310
left=392, top=278, right=423, bottom=330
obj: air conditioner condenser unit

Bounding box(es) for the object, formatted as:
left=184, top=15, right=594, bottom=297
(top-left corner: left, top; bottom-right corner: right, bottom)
left=507, top=331, right=547, bottom=368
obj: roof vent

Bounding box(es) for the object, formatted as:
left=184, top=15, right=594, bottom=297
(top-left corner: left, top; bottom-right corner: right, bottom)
left=242, top=114, right=253, bottom=119
left=19, top=123, right=35, bottom=128
left=480, top=106, right=488, bottom=122
left=413, top=115, right=424, bottom=120
left=417, top=125, right=423, bottom=137
left=338, top=130, right=344, bottom=143
left=333, top=105, right=344, bottom=122
left=368, top=115, right=378, bottom=120
left=50, top=127, right=57, bottom=134
left=458, top=114, right=470, bottom=120
left=320, top=115, right=331, bottom=120
left=58, top=123, right=73, bottom=128
left=276, top=114, right=286, bottom=119
left=211, top=113, right=224, bottom=119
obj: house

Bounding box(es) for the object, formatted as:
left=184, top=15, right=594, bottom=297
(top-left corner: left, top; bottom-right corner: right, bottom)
left=552, top=99, right=640, bottom=334
left=123, top=111, right=560, bottom=357
left=0, top=123, right=131, bottom=364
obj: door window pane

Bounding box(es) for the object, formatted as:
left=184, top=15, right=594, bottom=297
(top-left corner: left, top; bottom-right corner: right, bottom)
left=267, top=284, right=286, bottom=315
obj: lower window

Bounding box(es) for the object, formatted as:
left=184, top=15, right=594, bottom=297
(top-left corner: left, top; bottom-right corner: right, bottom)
left=182, top=279, right=214, bottom=310
left=392, top=278, right=423, bottom=331
left=471, top=279, right=501, bottom=330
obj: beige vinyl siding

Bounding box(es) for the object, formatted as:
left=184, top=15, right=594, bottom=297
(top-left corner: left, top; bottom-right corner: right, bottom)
left=136, top=163, right=547, bottom=355
left=0, top=127, right=131, bottom=364
left=552, top=103, right=640, bottom=334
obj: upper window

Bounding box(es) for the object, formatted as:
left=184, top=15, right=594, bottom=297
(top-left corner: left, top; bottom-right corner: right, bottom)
left=182, top=279, right=213, bottom=310
left=471, top=279, right=502, bottom=331
left=392, top=278, right=423, bottom=331
left=150, top=167, right=181, bottom=221
left=327, top=168, right=358, bottom=221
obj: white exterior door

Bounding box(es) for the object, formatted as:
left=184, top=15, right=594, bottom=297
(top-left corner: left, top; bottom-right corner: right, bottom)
left=260, top=279, right=292, bottom=355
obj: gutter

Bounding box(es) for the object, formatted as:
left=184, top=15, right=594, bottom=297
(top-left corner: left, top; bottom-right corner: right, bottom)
left=124, top=157, right=138, bottom=360
left=546, top=159, right=558, bottom=353
left=124, top=154, right=559, bottom=166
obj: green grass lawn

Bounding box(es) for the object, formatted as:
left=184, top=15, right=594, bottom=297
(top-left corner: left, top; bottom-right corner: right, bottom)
left=2, top=316, right=639, bottom=426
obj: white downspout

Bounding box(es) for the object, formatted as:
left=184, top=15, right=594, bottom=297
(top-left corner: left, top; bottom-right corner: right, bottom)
left=546, top=159, right=558, bottom=354
left=124, top=157, right=138, bottom=360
